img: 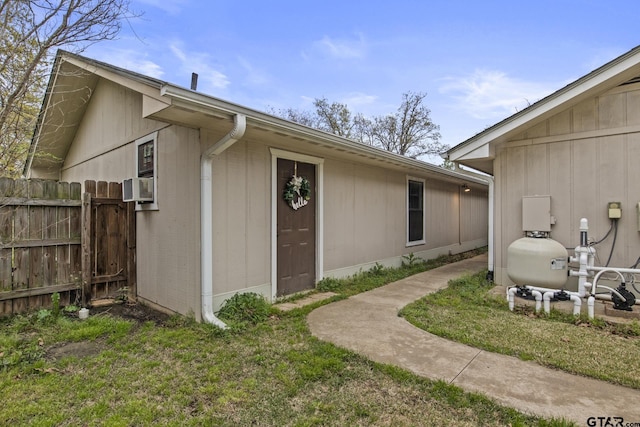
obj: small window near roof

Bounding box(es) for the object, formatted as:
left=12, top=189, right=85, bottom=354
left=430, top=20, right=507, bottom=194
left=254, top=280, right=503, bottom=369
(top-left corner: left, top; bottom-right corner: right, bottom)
left=134, top=132, right=158, bottom=211
left=407, top=178, right=425, bottom=245
left=137, top=140, right=154, bottom=177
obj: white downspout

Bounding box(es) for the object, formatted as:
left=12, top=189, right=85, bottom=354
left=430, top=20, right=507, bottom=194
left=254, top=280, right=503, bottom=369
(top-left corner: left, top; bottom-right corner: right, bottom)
left=487, top=175, right=495, bottom=280
left=201, top=114, right=247, bottom=327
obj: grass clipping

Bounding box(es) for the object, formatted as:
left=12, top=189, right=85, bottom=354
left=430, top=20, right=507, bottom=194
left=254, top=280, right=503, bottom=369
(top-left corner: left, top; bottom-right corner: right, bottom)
left=400, top=271, right=640, bottom=389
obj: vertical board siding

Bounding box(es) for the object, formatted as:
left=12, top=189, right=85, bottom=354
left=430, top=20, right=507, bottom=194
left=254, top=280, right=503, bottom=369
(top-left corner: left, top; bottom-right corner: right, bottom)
left=460, top=190, right=489, bottom=242
left=496, top=83, right=640, bottom=284
left=134, top=126, right=200, bottom=316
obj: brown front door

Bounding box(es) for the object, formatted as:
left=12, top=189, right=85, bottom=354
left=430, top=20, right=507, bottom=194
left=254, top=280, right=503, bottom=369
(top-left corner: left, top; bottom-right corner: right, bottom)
left=277, top=158, right=316, bottom=295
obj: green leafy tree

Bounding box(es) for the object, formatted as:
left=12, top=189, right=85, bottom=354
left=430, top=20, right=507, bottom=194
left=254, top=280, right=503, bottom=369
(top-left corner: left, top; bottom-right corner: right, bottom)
left=0, top=0, right=134, bottom=178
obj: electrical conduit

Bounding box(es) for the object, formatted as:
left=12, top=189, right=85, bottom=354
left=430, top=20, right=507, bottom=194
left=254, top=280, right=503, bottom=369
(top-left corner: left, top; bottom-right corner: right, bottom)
left=201, top=114, right=247, bottom=327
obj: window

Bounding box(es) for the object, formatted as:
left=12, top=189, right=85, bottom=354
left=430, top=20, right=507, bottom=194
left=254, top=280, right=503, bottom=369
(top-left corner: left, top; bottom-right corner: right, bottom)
left=137, top=140, right=154, bottom=177
left=134, top=132, right=158, bottom=210
left=407, top=178, right=425, bottom=245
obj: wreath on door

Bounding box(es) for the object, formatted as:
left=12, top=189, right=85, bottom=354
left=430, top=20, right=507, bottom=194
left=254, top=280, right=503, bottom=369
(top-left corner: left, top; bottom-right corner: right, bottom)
left=283, top=175, right=311, bottom=209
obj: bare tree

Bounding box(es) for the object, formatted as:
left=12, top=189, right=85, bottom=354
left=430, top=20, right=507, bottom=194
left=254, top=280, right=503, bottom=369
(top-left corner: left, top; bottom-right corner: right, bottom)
left=0, top=0, right=134, bottom=177
left=271, top=107, right=320, bottom=129
left=369, top=92, right=445, bottom=158
left=272, top=92, right=447, bottom=161
left=270, top=98, right=367, bottom=140
left=312, top=98, right=356, bottom=138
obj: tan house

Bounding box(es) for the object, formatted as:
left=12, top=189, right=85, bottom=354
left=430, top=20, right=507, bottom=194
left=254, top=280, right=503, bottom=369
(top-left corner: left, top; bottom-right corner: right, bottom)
left=26, top=51, right=488, bottom=324
left=446, top=45, right=640, bottom=287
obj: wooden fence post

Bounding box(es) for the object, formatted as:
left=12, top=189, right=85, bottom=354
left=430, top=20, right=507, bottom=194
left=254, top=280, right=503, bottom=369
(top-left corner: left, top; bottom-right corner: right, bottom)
left=81, top=192, right=92, bottom=306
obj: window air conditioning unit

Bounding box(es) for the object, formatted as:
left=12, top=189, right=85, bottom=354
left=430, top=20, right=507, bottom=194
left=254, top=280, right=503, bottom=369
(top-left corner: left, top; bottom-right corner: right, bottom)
left=123, top=177, right=154, bottom=202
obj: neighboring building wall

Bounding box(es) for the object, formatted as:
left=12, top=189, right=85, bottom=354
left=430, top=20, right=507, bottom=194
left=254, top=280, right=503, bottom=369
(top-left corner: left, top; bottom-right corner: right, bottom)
left=493, top=82, right=640, bottom=285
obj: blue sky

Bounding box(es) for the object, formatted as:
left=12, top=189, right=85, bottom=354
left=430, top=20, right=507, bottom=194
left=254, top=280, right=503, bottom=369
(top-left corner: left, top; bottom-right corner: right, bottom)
left=85, top=0, right=639, bottom=162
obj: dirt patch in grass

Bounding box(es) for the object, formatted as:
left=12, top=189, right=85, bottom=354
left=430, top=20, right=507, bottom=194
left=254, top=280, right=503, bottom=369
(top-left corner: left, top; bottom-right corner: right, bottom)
left=88, top=301, right=170, bottom=325
left=46, top=340, right=106, bottom=361
left=43, top=303, right=169, bottom=361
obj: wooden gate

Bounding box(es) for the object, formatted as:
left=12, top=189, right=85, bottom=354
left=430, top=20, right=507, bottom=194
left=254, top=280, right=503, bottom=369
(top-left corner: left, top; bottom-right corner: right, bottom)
left=0, top=178, right=135, bottom=316
left=81, top=180, right=136, bottom=306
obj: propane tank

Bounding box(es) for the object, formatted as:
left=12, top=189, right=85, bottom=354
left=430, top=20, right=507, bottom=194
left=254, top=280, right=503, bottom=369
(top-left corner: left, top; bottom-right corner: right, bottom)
left=507, top=237, right=569, bottom=288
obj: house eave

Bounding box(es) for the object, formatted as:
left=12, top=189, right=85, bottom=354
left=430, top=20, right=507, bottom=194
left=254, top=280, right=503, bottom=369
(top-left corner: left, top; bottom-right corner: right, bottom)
left=446, top=45, right=640, bottom=175
left=25, top=50, right=171, bottom=178
left=27, top=50, right=489, bottom=188
left=160, top=84, right=489, bottom=186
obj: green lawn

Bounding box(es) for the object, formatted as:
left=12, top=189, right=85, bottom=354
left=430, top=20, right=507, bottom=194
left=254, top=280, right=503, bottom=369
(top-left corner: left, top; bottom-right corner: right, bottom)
left=0, top=251, right=574, bottom=426
left=400, top=271, right=640, bottom=389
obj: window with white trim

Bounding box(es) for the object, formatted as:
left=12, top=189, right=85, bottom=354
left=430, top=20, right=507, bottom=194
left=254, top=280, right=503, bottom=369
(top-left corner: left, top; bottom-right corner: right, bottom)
left=407, top=177, right=425, bottom=245
left=134, top=131, right=158, bottom=211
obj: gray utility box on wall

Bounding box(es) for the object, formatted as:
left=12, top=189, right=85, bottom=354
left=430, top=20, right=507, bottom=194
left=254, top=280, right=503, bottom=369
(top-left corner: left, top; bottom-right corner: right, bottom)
left=522, top=195, right=552, bottom=233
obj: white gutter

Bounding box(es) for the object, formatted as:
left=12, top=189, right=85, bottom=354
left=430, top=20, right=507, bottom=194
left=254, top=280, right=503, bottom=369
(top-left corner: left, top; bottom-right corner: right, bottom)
left=160, top=83, right=488, bottom=187
left=201, top=114, right=247, bottom=327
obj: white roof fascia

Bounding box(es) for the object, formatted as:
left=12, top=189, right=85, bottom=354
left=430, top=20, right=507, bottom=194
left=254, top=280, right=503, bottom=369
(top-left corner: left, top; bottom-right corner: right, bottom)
left=160, top=84, right=489, bottom=186
left=448, top=46, right=640, bottom=163
left=61, top=53, right=167, bottom=102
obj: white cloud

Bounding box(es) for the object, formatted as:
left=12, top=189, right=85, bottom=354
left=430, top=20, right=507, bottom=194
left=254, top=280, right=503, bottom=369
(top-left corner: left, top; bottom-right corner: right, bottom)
left=439, top=69, right=557, bottom=120
left=341, top=92, right=378, bottom=108
left=89, top=47, right=165, bottom=79
left=168, top=41, right=230, bottom=91
left=314, top=34, right=367, bottom=59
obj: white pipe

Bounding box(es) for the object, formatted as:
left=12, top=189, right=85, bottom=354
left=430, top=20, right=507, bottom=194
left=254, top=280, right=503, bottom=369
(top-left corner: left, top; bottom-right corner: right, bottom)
left=543, top=291, right=554, bottom=314
left=569, top=294, right=582, bottom=316
left=508, top=286, right=518, bottom=311
left=594, top=285, right=626, bottom=302
left=523, top=285, right=568, bottom=294
left=507, top=286, right=543, bottom=312
left=592, top=269, right=626, bottom=300
left=201, top=114, right=247, bottom=327
left=589, top=265, right=640, bottom=274
left=592, top=293, right=640, bottom=306
left=532, top=290, right=542, bottom=312
left=568, top=218, right=594, bottom=298
left=587, top=295, right=595, bottom=319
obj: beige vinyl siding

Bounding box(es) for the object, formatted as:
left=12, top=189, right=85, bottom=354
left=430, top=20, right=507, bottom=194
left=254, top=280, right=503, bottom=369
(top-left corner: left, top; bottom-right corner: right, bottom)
left=55, top=75, right=489, bottom=316
left=324, top=161, right=406, bottom=270
left=461, top=188, right=489, bottom=243
left=59, top=79, right=202, bottom=316
left=424, top=181, right=458, bottom=247
left=135, top=126, right=201, bottom=317
left=210, top=136, right=271, bottom=297
left=205, top=131, right=488, bottom=309
left=494, top=83, right=640, bottom=285
left=62, top=79, right=166, bottom=181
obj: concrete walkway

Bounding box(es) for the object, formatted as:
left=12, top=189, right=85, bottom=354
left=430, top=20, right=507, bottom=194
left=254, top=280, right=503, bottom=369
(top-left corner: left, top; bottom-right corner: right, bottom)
left=307, top=254, right=640, bottom=425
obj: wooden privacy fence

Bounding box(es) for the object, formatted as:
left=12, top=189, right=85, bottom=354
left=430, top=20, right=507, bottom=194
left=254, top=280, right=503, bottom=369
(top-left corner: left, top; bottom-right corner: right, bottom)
left=0, top=178, right=136, bottom=316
